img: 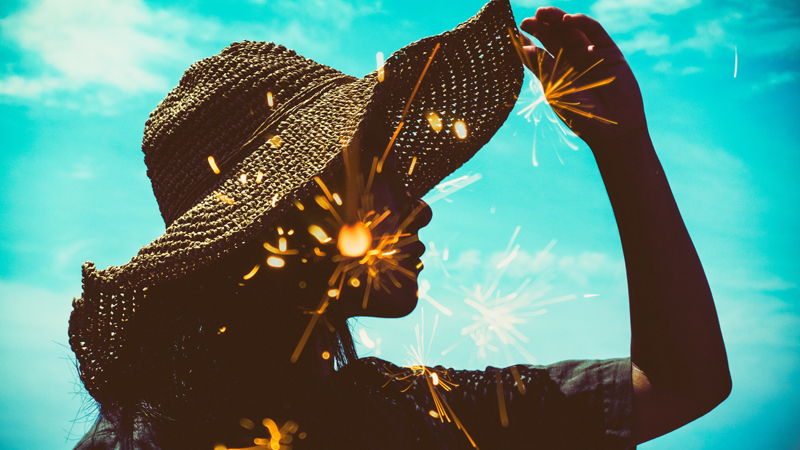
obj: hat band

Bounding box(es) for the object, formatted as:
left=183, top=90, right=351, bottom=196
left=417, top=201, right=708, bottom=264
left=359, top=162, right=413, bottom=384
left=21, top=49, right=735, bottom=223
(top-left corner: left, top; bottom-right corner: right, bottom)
left=164, top=74, right=355, bottom=226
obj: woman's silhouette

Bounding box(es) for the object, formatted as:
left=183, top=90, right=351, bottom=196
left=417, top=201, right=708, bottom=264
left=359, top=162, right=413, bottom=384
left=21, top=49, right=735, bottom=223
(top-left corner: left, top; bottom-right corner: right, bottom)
left=72, top=2, right=731, bottom=449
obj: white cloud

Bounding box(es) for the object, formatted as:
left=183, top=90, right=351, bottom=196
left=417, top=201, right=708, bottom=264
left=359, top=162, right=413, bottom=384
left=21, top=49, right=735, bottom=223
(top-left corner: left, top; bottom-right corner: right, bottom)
left=749, top=71, right=798, bottom=92
left=0, top=0, right=215, bottom=100
left=590, top=0, right=701, bottom=33
left=249, top=0, right=382, bottom=30
left=617, top=30, right=672, bottom=56
left=558, top=252, right=625, bottom=288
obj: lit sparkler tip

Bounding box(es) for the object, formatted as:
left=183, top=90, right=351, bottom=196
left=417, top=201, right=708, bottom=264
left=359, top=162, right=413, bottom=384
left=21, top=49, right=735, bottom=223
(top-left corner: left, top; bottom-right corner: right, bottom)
left=207, top=156, right=220, bottom=174
left=338, top=222, right=372, bottom=257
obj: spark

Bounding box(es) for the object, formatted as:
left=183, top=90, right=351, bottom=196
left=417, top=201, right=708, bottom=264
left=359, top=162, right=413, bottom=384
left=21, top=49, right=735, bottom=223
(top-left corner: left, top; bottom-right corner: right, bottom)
left=418, top=279, right=453, bottom=316
left=216, top=193, right=234, bottom=205
left=453, top=121, right=468, bottom=139
left=263, top=242, right=299, bottom=256
left=267, top=135, right=282, bottom=148
left=376, top=51, right=385, bottom=82
left=381, top=309, right=479, bottom=448
left=359, top=328, right=376, bottom=348
left=208, top=156, right=220, bottom=174
left=327, top=288, right=340, bottom=298
left=256, top=171, right=264, bottom=184
left=441, top=231, right=575, bottom=366
left=218, top=326, right=226, bottom=334
left=332, top=193, right=342, bottom=206
left=426, top=111, right=443, bottom=132
left=243, top=264, right=260, bottom=280
left=277, top=227, right=284, bottom=235
left=292, top=199, right=305, bottom=211
left=267, top=256, right=285, bottom=268
left=240, top=173, right=248, bottom=184
left=734, top=45, right=738, bottom=78
left=322, top=351, right=330, bottom=360
left=267, top=91, right=274, bottom=107
left=278, top=237, right=288, bottom=252
left=271, top=193, right=279, bottom=208
left=308, top=225, right=332, bottom=244
left=584, top=294, right=599, bottom=298
left=495, top=369, right=509, bottom=427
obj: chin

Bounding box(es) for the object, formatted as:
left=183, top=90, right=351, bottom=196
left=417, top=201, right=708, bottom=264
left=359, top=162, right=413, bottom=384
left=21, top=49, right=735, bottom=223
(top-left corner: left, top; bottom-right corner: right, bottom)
left=349, top=283, right=419, bottom=319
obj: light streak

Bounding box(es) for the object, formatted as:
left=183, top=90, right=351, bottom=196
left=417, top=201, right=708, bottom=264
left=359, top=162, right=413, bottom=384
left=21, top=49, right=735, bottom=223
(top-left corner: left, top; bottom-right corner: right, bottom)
left=208, top=156, right=220, bottom=174
left=734, top=45, right=738, bottom=78
left=453, top=121, right=468, bottom=139
left=243, top=264, right=260, bottom=280
left=584, top=294, right=599, bottom=298
left=423, top=174, right=482, bottom=206
left=408, top=156, right=418, bottom=175
left=308, top=225, right=332, bottom=244
left=263, top=242, right=299, bottom=256
left=266, top=256, right=285, bottom=268
left=267, top=91, right=274, bottom=107
left=332, top=193, right=342, bottom=206
left=418, top=279, right=453, bottom=316
left=495, top=369, right=509, bottom=427
left=376, top=51, right=385, bottom=82
left=292, top=199, right=304, bottom=211
left=378, top=42, right=441, bottom=172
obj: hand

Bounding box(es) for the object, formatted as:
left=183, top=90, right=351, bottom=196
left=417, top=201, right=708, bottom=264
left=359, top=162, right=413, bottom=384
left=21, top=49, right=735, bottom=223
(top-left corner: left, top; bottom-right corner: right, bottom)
left=520, top=7, right=648, bottom=151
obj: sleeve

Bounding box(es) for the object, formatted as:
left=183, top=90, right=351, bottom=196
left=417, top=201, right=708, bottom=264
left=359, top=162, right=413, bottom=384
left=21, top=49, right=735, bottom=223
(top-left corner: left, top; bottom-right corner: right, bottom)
left=442, top=358, right=634, bottom=450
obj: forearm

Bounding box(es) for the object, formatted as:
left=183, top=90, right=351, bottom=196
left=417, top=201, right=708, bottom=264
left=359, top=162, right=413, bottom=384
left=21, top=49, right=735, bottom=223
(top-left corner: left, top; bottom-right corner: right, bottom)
left=593, top=131, right=730, bottom=395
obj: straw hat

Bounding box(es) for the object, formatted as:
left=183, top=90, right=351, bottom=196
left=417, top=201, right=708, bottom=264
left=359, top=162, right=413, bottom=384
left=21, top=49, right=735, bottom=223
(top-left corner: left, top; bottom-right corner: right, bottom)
left=70, top=0, right=523, bottom=407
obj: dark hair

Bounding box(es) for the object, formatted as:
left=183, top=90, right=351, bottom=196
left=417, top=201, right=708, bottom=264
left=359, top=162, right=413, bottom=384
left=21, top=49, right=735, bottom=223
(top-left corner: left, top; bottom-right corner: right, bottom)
left=85, top=222, right=359, bottom=449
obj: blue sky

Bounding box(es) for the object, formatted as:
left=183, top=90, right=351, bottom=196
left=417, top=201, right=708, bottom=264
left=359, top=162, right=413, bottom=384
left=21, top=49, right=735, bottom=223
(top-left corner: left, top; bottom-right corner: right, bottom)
left=0, top=0, right=798, bottom=448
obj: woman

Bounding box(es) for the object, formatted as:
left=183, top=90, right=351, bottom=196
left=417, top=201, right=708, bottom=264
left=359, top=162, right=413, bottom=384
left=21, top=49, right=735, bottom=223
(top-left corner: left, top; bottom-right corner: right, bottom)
left=71, top=2, right=731, bottom=449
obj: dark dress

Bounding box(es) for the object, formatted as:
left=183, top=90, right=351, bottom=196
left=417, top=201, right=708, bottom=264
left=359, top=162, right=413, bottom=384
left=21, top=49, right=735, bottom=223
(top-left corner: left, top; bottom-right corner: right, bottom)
left=74, top=357, right=633, bottom=450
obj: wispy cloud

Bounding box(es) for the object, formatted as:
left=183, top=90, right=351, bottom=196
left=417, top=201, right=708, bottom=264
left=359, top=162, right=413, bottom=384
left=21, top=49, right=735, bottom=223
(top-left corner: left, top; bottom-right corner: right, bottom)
left=591, top=0, right=701, bottom=33
left=0, top=0, right=216, bottom=102
left=248, top=0, right=383, bottom=30
left=749, top=71, right=798, bottom=92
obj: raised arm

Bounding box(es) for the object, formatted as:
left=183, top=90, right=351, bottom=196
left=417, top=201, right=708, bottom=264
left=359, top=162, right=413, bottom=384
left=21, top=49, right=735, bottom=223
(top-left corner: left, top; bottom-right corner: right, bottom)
left=519, top=7, right=731, bottom=445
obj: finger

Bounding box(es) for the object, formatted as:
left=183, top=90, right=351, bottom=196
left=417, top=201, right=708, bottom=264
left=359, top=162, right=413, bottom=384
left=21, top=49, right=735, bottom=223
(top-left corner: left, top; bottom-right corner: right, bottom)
left=520, top=17, right=564, bottom=57
left=534, top=7, right=592, bottom=53
left=562, top=13, right=616, bottom=49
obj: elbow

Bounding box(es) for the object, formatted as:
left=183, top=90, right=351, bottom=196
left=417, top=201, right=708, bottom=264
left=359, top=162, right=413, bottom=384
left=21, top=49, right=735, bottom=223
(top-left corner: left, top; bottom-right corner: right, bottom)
left=690, top=368, right=732, bottom=419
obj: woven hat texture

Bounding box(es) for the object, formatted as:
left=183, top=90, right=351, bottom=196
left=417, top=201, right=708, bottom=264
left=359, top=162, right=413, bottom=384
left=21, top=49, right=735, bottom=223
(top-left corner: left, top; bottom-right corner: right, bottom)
left=70, top=0, right=524, bottom=407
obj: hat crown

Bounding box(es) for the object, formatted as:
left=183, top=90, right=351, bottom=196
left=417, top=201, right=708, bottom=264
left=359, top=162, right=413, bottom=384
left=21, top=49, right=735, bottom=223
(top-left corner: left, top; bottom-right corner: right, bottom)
left=142, top=41, right=345, bottom=226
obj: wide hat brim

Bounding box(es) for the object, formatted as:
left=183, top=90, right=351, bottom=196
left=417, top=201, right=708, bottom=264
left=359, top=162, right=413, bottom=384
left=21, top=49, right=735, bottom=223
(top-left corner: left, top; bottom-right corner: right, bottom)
left=70, top=0, right=524, bottom=406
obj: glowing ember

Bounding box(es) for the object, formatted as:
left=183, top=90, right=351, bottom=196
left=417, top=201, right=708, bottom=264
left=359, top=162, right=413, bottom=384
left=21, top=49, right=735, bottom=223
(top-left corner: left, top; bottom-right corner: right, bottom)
left=453, top=121, right=468, bottom=139
left=376, top=51, right=385, bottom=82
left=267, top=256, right=285, bottom=268
left=256, top=171, right=264, bottom=184
left=322, top=351, right=331, bottom=360
left=279, top=237, right=287, bottom=252
left=332, top=193, right=342, bottom=206
left=309, top=225, right=332, bottom=244
left=327, top=288, right=340, bottom=298
left=268, top=135, right=282, bottom=148
left=215, top=193, right=234, bottom=205
left=426, top=110, right=443, bottom=132
left=429, top=410, right=440, bottom=418
left=431, top=371, right=440, bottom=386
left=243, top=264, right=260, bottom=280
left=207, top=156, right=220, bottom=174
left=338, top=222, right=372, bottom=257
left=218, top=326, right=226, bottom=334
left=267, top=91, right=274, bottom=107
left=349, top=278, right=361, bottom=287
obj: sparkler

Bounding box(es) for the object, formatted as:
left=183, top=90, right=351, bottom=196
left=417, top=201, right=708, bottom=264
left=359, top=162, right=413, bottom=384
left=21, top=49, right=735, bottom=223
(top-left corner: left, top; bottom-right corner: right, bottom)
left=380, top=309, right=479, bottom=448
left=508, top=28, right=617, bottom=166
left=439, top=229, right=576, bottom=366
